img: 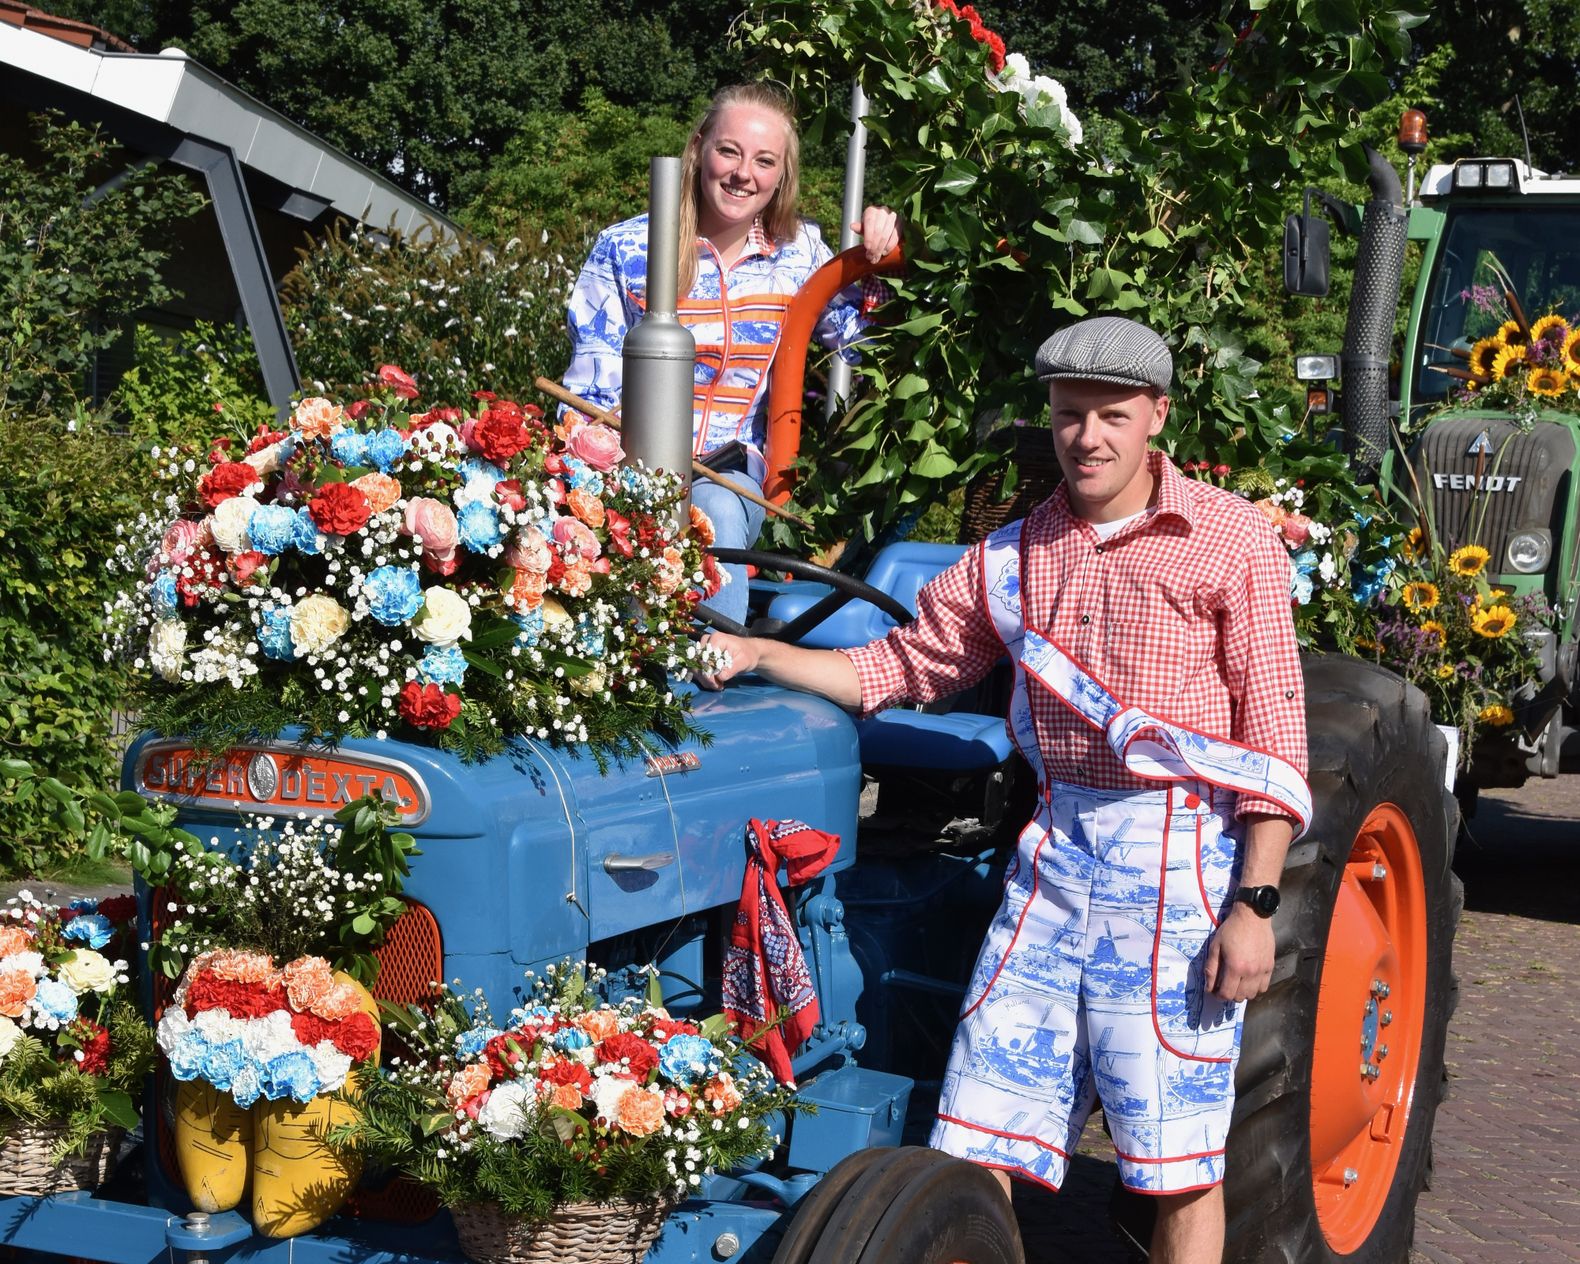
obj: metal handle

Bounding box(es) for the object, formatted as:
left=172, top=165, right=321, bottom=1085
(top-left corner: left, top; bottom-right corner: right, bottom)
left=603, top=852, right=676, bottom=873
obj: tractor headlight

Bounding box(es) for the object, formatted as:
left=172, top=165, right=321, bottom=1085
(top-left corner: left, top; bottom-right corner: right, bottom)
left=1506, top=529, right=1551, bottom=573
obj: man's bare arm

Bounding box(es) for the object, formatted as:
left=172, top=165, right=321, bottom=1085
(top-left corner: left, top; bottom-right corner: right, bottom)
left=695, top=633, right=861, bottom=709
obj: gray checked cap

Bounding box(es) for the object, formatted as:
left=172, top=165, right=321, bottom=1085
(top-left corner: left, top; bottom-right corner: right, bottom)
left=1034, top=315, right=1172, bottom=393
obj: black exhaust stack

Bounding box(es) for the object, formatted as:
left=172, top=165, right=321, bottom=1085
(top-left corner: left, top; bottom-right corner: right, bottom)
left=1341, top=145, right=1408, bottom=478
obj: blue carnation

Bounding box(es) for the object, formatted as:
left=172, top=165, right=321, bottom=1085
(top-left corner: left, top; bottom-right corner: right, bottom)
left=62, top=913, right=112, bottom=950
left=513, top=607, right=544, bottom=648
left=248, top=504, right=298, bottom=556
left=459, top=458, right=506, bottom=486
left=261, top=1050, right=322, bottom=1103
left=34, top=979, right=79, bottom=1025
left=1292, top=549, right=1319, bottom=575
left=292, top=508, right=323, bottom=556
left=330, top=430, right=370, bottom=466
left=68, top=898, right=98, bottom=913
left=458, top=501, right=504, bottom=553
left=363, top=565, right=424, bottom=626
left=576, top=616, right=605, bottom=658
left=151, top=572, right=180, bottom=612
left=202, top=1039, right=250, bottom=1093
left=418, top=644, right=468, bottom=686
left=258, top=607, right=296, bottom=661
left=563, top=457, right=603, bottom=495
left=657, top=1033, right=720, bottom=1087
left=366, top=428, right=409, bottom=474
left=455, top=1026, right=503, bottom=1060
left=508, top=1003, right=554, bottom=1026
left=551, top=1027, right=592, bottom=1053
left=167, top=1032, right=212, bottom=1082
left=1291, top=570, right=1314, bottom=606
left=229, top=1063, right=263, bottom=1109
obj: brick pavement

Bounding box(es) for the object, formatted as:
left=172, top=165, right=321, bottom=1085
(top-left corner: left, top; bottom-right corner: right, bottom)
left=1011, top=769, right=1580, bottom=1263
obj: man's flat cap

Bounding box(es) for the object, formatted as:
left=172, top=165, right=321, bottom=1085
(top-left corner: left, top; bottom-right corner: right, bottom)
left=1034, top=315, right=1172, bottom=393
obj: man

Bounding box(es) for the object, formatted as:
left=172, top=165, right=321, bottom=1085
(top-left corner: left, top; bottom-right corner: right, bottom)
left=698, top=315, right=1309, bottom=1264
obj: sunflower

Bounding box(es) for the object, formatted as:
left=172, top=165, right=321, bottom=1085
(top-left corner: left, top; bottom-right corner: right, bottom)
left=1448, top=544, right=1491, bottom=576
left=1529, top=314, right=1570, bottom=345
left=1491, top=343, right=1528, bottom=380
left=1402, top=580, right=1440, bottom=611
left=1401, top=526, right=1427, bottom=561
left=1419, top=620, right=1447, bottom=647
left=1495, top=318, right=1529, bottom=347
left=1527, top=366, right=1569, bottom=398
left=1353, top=636, right=1379, bottom=654
left=1563, top=329, right=1580, bottom=374
left=1469, top=336, right=1502, bottom=379
left=1478, top=703, right=1515, bottom=727
left=1435, top=663, right=1455, bottom=680
left=1471, top=604, right=1517, bottom=638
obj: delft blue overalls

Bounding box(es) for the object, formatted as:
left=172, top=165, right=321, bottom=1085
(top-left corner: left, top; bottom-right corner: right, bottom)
left=930, top=521, right=1312, bottom=1195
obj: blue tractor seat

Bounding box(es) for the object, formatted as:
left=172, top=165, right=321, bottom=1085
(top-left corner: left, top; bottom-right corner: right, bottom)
left=759, top=543, right=1014, bottom=773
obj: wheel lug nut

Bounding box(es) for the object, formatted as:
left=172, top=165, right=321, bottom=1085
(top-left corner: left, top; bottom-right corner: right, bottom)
left=1382, top=1010, right=1393, bottom=1026
left=1378, top=1044, right=1389, bottom=1060
left=1343, top=1168, right=1359, bottom=1186
left=1372, top=863, right=1387, bottom=880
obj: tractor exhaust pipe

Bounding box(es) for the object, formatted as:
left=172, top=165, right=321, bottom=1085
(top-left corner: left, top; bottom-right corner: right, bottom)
left=621, top=157, right=695, bottom=504
left=1341, top=144, right=1408, bottom=478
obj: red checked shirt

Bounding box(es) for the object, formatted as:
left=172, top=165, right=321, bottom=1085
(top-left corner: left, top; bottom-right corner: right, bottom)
left=841, top=451, right=1307, bottom=823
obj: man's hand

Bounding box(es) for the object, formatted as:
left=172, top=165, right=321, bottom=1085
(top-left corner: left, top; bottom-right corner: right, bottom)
left=1204, top=905, right=1276, bottom=1002
left=695, top=632, right=757, bottom=690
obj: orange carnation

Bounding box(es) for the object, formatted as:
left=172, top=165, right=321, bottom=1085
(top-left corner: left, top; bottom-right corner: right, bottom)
left=575, top=1009, right=622, bottom=1042
left=689, top=505, right=716, bottom=547
left=547, top=1082, right=584, bottom=1111
left=282, top=956, right=335, bottom=1011
left=702, top=1073, right=742, bottom=1116
left=567, top=488, right=605, bottom=529
left=209, top=949, right=283, bottom=988
left=615, top=1086, right=666, bottom=1136
left=309, top=981, right=364, bottom=1022
left=293, top=396, right=344, bottom=441
left=509, top=567, right=547, bottom=610
left=0, top=926, right=33, bottom=958
left=446, top=1061, right=492, bottom=1110
left=352, top=472, right=402, bottom=513
left=0, top=969, right=36, bottom=1018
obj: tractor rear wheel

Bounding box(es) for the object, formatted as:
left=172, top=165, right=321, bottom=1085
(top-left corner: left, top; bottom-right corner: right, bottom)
left=773, top=1146, right=1022, bottom=1264
left=1224, top=655, right=1460, bottom=1263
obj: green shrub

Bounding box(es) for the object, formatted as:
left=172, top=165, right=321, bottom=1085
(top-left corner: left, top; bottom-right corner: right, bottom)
left=281, top=222, right=578, bottom=406
left=115, top=322, right=276, bottom=447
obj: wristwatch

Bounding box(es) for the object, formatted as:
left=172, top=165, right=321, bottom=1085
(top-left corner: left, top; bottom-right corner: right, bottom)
left=1234, top=885, right=1281, bottom=918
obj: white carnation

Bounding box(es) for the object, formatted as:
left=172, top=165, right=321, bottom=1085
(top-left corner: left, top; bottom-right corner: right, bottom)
left=149, top=618, right=188, bottom=682
left=193, top=1008, right=247, bottom=1044
left=156, top=1007, right=191, bottom=1055
left=242, top=1010, right=299, bottom=1062
left=589, top=1074, right=635, bottom=1126
left=0, top=1016, right=21, bottom=1062
left=309, top=1041, right=353, bottom=1093
left=0, top=951, right=44, bottom=979
left=477, top=1078, right=536, bottom=1140
left=209, top=494, right=261, bottom=553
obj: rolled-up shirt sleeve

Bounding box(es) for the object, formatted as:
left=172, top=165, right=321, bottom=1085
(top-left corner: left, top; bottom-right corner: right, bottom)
left=1218, top=512, right=1309, bottom=822
left=839, top=543, right=1007, bottom=716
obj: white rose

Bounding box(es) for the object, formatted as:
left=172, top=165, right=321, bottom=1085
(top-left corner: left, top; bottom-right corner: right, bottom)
left=570, top=670, right=606, bottom=697
left=209, top=494, right=261, bottom=553
left=289, top=593, right=351, bottom=656
left=412, top=586, right=472, bottom=647
left=244, top=441, right=288, bottom=478
left=540, top=596, right=572, bottom=629
left=477, top=1078, right=536, bottom=1140
left=149, top=618, right=188, bottom=682
left=0, top=1015, right=20, bottom=1062
left=59, top=950, right=116, bottom=995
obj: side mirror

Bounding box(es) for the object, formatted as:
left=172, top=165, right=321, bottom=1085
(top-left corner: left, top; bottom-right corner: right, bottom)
left=1283, top=207, right=1331, bottom=297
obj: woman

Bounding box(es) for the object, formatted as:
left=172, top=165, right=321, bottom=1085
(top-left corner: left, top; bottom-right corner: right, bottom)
left=562, top=82, right=900, bottom=626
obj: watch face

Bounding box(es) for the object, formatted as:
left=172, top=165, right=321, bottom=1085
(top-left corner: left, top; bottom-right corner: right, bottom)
left=1251, top=886, right=1280, bottom=915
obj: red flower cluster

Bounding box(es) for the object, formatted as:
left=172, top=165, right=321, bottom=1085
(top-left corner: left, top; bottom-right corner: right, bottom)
left=186, top=974, right=287, bottom=1021
left=596, top=1032, right=660, bottom=1080
left=471, top=401, right=547, bottom=463
left=96, top=895, right=137, bottom=923
left=308, top=482, right=373, bottom=536
left=198, top=461, right=259, bottom=508
left=397, top=681, right=461, bottom=731
left=936, top=0, right=1006, bottom=72
left=378, top=363, right=420, bottom=401
left=71, top=1019, right=112, bottom=1076
left=484, top=1031, right=532, bottom=1080
left=290, top=1009, right=380, bottom=1062
left=540, top=1057, right=594, bottom=1093
left=175, top=550, right=226, bottom=607
left=646, top=1016, right=701, bottom=1043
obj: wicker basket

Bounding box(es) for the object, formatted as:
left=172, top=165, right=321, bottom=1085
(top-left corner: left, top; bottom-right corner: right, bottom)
left=0, top=1123, right=123, bottom=1196
left=452, top=1198, right=674, bottom=1264
left=958, top=424, right=1065, bottom=542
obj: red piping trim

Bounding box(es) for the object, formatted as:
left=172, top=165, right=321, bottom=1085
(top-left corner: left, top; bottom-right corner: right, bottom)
left=936, top=1114, right=1070, bottom=1158
left=1151, top=788, right=1233, bottom=1066
left=1122, top=1176, right=1226, bottom=1197
left=1113, top=1144, right=1226, bottom=1163
left=957, top=829, right=1046, bottom=1021
left=1195, top=813, right=1219, bottom=928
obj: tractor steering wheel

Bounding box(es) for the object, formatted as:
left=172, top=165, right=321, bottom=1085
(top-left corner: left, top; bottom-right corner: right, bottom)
left=694, top=548, right=915, bottom=641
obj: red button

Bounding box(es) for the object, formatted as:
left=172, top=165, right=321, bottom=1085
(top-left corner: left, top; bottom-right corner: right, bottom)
left=1184, top=793, right=1201, bottom=810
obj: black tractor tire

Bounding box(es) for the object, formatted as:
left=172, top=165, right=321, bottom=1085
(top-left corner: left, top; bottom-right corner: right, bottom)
left=1223, top=654, right=1461, bottom=1263
left=774, top=1146, right=1022, bottom=1264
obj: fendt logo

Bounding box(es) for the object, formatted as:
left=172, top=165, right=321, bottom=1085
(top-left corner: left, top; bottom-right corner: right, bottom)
left=1432, top=471, right=1523, bottom=493
left=134, top=741, right=431, bottom=824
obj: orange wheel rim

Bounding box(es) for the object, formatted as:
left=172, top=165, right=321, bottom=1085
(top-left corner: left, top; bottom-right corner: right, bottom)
left=1308, top=803, right=1429, bottom=1253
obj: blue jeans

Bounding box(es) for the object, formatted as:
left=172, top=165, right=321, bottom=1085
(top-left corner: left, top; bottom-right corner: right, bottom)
left=692, top=471, right=767, bottom=627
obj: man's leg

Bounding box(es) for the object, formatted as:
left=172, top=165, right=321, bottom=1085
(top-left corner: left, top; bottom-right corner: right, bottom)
left=1150, top=1185, right=1224, bottom=1264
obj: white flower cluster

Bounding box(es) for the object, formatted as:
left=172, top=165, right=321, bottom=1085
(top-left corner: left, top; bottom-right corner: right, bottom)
left=995, top=54, right=1083, bottom=147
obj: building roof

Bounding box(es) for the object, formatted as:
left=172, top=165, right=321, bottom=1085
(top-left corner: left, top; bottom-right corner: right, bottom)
left=0, top=13, right=457, bottom=239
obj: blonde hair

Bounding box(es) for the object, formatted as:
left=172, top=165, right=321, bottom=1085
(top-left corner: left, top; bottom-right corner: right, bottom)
left=677, top=83, right=802, bottom=295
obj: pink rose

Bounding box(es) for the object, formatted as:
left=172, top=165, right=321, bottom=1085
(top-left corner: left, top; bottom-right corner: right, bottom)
left=503, top=526, right=552, bottom=572
left=1282, top=513, right=1313, bottom=548
left=159, top=519, right=213, bottom=569
left=403, top=497, right=458, bottom=560
left=552, top=516, right=601, bottom=562
left=564, top=422, right=624, bottom=472
left=378, top=364, right=419, bottom=401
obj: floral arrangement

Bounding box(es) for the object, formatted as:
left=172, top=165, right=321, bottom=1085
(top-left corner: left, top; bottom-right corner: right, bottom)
left=340, top=963, right=799, bottom=1222
left=111, top=366, right=726, bottom=762
left=157, top=949, right=379, bottom=1108
left=0, top=891, right=153, bottom=1156
left=1361, top=531, right=1555, bottom=760
left=1454, top=282, right=1580, bottom=416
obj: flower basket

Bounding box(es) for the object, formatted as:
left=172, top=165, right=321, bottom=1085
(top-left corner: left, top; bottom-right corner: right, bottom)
left=0, top=1122, right=123, bottom=1196
left=452, top=1197, right=675, bottom=1264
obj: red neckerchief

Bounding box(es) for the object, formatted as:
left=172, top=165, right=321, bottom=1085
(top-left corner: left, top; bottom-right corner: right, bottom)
left=721, top=818, right=840, bottom=1086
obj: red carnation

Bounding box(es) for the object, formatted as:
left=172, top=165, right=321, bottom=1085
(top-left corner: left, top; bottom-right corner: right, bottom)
left=545, top=553, right=566, bottom=585
left=484, top=1032, right=531, bottom=1080
left=345, top=399, right=372, bottom=422
left=96, top=896, right=137, bottom=924
left=247, top=427, right=287, bottom=455
left=472, top=405, right=541, bottom=463
left=397, top=681, right=461, bottom=731
left=199, top=461, right=259, bottom=508
left=596, top=1032, right=659, bottom=1081
left=700, top=553, right=725, bottom=599
left=378, top=364, right=419, bottom=400
left=308, top=482, right=373, bottom=536
left=496, top=479, right=526, bottom=512
left=175, top=549, right=226, bottom=606
left=605, top=510, right=634, bottom=559
left=228, top=550, right=269, bottom=588
left=290, top=1011, right=338, bottom=1048
left=185, top=973, right=286, bottom=1021
left=647, top=1017, right=701, bottom=1043
left=70, top=1019, right=112, bottom=1076
left=331, top=1011, right=380, bottom=1062
left=541, top=1058, right=594, bottom=1092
